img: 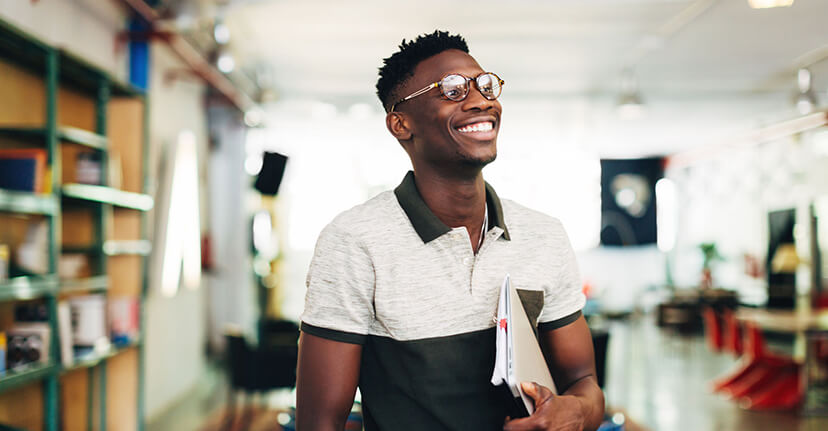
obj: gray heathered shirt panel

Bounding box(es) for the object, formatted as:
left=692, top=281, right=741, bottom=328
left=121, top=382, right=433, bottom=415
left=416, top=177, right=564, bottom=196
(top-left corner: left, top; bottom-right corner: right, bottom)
left=301, top=189, right=585, bottom=342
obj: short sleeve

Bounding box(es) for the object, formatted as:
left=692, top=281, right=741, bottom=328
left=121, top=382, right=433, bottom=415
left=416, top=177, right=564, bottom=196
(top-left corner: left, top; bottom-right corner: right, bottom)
left=537, top=219, right=586, bottom=330
left=300, top=222, right=375, bottom=344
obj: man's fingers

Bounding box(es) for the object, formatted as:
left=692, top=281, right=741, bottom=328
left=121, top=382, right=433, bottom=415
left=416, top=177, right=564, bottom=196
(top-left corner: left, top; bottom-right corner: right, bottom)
left=520, top=381, right=553, bottom=407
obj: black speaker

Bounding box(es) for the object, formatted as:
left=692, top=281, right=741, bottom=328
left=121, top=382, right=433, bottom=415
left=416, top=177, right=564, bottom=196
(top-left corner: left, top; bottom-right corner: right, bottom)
left=600, top=158, right=663, bottom=246
left=767, top=208, right=796, bottom=309
left=254, top=152, right=288, bottom=196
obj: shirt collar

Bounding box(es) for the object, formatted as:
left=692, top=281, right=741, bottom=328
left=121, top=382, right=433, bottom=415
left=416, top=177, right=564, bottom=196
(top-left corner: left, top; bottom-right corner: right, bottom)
left=393, top=171, right=511, bottom=243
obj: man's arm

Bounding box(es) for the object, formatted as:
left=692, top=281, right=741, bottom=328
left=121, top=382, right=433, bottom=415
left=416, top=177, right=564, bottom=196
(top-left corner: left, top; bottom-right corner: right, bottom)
left=504, top=316, right=605, bottom=431
left=296, top=332, right=363, bottom=431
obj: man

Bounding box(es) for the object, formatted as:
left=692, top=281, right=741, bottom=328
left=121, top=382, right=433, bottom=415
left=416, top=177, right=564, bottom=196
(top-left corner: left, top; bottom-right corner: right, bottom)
left=297, top=31, right=604, bottom=431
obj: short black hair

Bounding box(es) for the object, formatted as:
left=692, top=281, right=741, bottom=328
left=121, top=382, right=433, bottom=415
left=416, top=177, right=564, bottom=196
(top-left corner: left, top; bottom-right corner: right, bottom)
left=376, top=30, right=469, bottom=112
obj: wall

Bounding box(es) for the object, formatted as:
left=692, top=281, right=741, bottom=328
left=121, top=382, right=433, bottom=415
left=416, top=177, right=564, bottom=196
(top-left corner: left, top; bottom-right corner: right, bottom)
left=0, top=0, right=128, bottom=78
left=205, top=105, right=257, bottom=350
left=144, top=44, right=209, bottom=420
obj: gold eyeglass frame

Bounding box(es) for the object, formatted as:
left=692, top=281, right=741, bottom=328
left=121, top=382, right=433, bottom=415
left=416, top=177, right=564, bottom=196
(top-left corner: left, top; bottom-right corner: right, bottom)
left=390, top=72, right=505, bottom=112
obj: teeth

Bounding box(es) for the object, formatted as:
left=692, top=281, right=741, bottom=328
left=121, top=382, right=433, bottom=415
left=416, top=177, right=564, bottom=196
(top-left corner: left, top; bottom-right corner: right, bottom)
left=457, top=122, right=493, bottom=133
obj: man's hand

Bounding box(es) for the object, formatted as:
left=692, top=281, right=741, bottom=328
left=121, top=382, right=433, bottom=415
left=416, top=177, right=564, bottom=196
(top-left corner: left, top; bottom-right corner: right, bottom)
left=502, top=382, right=586, bottom=431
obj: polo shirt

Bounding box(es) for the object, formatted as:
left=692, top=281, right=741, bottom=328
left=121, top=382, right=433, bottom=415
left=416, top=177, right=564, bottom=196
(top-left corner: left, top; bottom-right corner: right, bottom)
left=301, top=171, right=585, bottom=431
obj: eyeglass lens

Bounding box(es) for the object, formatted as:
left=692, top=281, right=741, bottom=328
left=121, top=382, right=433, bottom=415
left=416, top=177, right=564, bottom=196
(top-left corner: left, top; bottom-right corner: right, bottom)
left=440, top=73, right=502, bottom=102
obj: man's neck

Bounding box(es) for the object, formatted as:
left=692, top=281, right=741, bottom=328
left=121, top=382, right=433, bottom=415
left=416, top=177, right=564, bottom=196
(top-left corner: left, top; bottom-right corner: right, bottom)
left=412, top=167, right=487, bottom=249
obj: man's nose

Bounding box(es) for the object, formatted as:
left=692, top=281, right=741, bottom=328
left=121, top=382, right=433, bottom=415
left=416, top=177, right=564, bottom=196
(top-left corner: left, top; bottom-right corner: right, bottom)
left=461, top=85, right=496, bottom=111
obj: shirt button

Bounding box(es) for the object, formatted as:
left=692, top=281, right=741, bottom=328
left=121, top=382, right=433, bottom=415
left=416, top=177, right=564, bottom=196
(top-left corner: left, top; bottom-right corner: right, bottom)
left=463, top=257, right=472, bottom=265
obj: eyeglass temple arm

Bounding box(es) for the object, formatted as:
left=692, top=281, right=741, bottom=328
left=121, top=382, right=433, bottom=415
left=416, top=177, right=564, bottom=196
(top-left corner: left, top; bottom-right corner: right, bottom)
left=391, top=82, right=439, bottom=111
left=402, top=82, right=439, bottom=104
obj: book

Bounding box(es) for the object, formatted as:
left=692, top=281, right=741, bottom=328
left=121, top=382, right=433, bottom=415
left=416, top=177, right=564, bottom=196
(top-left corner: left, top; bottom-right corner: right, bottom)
left=491, top=274, right=557, bottom=417
left=0, top=148, right=47, bottom=193
left=57, top=302, right=74, bottom=366
left=68, top=295, right=108, bottom=347
left=108, top=297, right=139, bottom=346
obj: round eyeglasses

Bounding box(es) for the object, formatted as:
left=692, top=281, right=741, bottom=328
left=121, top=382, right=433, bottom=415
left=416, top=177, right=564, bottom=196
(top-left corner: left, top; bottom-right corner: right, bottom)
left=390, top=72, right=504, bottom=112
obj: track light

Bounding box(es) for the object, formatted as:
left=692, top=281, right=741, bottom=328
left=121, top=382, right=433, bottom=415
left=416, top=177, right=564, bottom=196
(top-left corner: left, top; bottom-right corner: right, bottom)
left=616, top=68, right=645, bottom=120
left=216, top=51, right=235, bottom=74
left=793, top=68, right=818, bottom=115
left=213, top=21, right=231, bottom=45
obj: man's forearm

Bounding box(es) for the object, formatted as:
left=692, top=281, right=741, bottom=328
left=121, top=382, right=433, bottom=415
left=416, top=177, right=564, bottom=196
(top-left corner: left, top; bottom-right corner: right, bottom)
left=562, top=375, right=605, bottom=431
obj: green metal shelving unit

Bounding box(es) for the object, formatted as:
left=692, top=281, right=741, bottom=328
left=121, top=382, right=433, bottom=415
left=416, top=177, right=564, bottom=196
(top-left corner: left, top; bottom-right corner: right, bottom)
left=0, top=276, right=59, bottom=301
left=0, top=17, right=151, bottom=431
left=0, top=189, right=58, bottom=215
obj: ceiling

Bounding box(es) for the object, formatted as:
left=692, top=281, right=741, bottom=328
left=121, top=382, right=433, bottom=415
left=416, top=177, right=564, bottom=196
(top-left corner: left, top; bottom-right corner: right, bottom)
left=209, top=0, right=828, bottom=156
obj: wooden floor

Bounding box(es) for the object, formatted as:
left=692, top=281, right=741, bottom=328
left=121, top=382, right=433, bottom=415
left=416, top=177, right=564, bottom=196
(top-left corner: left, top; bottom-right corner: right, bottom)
left=148, top=313, right=828, bottom=431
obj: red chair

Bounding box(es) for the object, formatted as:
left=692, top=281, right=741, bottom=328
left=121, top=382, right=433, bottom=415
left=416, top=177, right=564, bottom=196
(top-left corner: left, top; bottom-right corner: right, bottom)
left=739, top=366, right=802, bottom=410
left=721, top=309, right=743, bottom=356
left=703, top=307, right=724, bottom=352
left=712, top=321, right=803, bottom=410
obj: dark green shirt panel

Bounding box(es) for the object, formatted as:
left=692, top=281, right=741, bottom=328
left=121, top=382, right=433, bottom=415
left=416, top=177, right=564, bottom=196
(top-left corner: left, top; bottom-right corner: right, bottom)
left=300, top=321, right=368, bottom=345
left=360, top=328, right=509, bottom=431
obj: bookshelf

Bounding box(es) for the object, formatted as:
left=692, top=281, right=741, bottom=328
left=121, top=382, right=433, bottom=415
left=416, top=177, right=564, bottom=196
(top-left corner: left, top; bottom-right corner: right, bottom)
left=0, top=17, right=150, bottom=431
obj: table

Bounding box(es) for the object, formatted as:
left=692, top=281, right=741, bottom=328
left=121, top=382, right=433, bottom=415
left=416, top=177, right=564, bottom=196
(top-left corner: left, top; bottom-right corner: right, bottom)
left=735, top=307, right=828, bottom=415
left=734, top=308, right=828, bottom=333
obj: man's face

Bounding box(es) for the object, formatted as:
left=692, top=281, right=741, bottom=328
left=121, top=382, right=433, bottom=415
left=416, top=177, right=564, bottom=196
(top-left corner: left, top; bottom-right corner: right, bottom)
left=396, top=49, right=502, bottom=170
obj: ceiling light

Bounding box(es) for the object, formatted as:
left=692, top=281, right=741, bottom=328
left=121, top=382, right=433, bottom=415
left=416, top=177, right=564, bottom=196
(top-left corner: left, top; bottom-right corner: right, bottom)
left=616, top=68, right=646, bottom=120
left=617, top=93, right=645, bottom=120
left=244, top=108, right=265, bottom=127
left=216, top=52, right=235, bottom=73
left=793, top=68, right=818, bottom=115
left=213, top=22, right=231, bottom=45
left=748, top=0, right=794, bottom=8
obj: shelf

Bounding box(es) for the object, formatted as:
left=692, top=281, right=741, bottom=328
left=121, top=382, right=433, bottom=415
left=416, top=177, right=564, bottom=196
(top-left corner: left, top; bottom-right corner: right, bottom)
left=61, top=339, right=141, bottom=373
left=0, top=126, right=47, bottom=141
left=59, top=276, right=108, bottom=294
left=103, top=240, right=151, bottom=256
left=0, top=18, right=48, bottom=76
left=0, top=126, right=106, bottom=150
left=57, top=49, right=144, bottom=97
left=64, top=241, right=152, bottom=257
left=0, top=275, right=59, bottom=301
left=58, top=126, right=108, bottom=150
left=61, top=245, right=99, bottom=255
left=0, top=188, right=57, bottom=215
left=61, top=184, right=153, bottom=211
left=0, top=363, right=58, bottom=394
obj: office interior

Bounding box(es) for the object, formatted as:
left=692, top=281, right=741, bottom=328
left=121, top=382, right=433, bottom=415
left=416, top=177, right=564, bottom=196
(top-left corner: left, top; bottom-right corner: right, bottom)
left=0, top=0, right=826, bottom=430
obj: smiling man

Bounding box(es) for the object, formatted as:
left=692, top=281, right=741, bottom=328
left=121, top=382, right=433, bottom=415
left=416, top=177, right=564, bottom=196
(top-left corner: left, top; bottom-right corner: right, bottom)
left=296, top=31, right=604, bottom=431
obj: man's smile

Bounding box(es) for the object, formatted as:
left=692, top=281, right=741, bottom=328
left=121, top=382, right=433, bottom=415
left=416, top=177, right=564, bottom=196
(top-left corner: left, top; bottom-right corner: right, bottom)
left=456, top=121, right=494, bottom=133
left=453, top=116, right=499, bottom=141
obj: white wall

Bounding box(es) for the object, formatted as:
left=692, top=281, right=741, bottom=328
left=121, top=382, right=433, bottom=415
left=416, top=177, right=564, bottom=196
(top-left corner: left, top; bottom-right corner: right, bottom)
left=144, top=44, right=209, bottom=420
left=0, top=0, right=128, bottom=78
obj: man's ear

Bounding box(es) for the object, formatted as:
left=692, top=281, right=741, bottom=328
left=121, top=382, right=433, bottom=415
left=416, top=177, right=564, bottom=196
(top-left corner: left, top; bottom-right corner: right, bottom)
left=386, top=111, right=412, bottom=141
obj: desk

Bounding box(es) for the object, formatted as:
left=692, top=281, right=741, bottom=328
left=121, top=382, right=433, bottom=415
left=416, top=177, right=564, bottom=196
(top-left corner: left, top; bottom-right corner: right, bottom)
left=735, top=308, right=828, bottom=415
left=734, top=308, right=828, bottom=333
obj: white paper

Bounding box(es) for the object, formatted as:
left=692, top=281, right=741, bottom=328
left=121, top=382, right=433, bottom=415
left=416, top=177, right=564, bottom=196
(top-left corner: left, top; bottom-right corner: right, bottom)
left=490, top=274, right=510, bottom=387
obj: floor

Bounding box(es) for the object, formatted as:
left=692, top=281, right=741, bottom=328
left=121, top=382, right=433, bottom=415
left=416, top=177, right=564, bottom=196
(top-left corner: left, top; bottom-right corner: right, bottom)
left=148, top=313, right=828, bottom=431
left=147, top=363, right=228, bottom=431
left=602, top=313, right=828, bottom=431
